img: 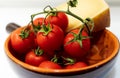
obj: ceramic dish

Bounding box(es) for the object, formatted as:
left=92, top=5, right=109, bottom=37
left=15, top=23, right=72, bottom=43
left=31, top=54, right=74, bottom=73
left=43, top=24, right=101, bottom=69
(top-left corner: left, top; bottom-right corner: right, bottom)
left=4, top=29, right=119, bottom=78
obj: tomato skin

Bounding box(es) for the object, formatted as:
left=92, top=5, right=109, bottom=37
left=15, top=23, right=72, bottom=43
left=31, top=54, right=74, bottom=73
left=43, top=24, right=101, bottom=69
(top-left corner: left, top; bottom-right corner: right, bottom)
left=64, top=29, right=91, bottom=58
left=47, top=12, right=68, bottom=31
left=36, top=24, right=64, bottom=54
left=10, top=27, right=35, bottom=55
left=39, top=61, right=62, bottom=69
left=65, top=62, right=88, bottom=69
left=33, top=17, right=47, bottom=26
left=25, top=50, right=48, bottom=66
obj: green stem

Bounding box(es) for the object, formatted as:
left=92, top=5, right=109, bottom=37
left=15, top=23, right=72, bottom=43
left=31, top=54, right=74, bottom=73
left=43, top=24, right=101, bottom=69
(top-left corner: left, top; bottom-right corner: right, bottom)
left=36, top=10, right=84, bottom=23
left=30, top=9, right=84, bottom=28
left=43, top=5, right=53, bottom=11
left=65, top=11, right=84, bottom=23
left=84, top=22, right=91, bottom=35
left=31, top=11, right=46, bottom=27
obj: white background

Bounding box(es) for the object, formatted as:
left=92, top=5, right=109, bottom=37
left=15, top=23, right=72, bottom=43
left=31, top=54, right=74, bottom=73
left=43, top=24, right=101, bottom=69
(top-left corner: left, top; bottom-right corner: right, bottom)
left=0, top=0, right=120, bottom=78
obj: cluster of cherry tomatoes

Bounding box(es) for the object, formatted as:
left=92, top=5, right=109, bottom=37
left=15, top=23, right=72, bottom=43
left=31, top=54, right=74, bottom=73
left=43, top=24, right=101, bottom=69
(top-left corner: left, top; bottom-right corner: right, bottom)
left=10, top=12, right=90, bottom=69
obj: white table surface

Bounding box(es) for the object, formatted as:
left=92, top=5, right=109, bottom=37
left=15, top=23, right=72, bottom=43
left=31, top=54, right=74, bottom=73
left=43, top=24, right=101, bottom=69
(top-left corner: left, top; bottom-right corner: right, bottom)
left=0, top=0, right=120, bottom=78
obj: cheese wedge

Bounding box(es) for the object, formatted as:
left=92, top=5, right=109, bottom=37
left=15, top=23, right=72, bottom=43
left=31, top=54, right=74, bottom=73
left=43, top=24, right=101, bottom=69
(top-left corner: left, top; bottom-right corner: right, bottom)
left=57, top=0, right=110, bottom=32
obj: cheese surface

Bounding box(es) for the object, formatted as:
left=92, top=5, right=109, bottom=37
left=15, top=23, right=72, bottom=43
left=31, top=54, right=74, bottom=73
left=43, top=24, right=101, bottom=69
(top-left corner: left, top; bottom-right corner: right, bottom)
left=57, top=0, right=110, bottom=32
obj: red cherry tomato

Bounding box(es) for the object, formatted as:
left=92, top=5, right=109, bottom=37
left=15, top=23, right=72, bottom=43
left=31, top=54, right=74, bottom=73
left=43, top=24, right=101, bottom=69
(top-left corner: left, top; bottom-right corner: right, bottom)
left=25, top=50, right=48, bottom=66
left=39, top=61, right=62, bottom=69
left=36, top=24, right=64, bottom=55
left=10, top=27, right=35, bottom=55
left=65, top=62, right=88, bottom=69
left=64, top=29, right=91, bottom=58
left=47, top=12, right=68, bottom=31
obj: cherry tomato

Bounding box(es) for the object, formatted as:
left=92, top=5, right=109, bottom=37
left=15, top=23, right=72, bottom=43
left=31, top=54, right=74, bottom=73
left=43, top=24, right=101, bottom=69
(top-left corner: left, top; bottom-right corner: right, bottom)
left=10, top=27, right=35, bottom=55
left=39, top=61, right=62, bottom=69
left=47, top=12, right=68, bottom=31
left=64, top=29, right=91, bottom=58
left=25, top=50, right=48, bottom=66
left=36, top=24, right=64, bottom=55
left=65, top=62, right=88, bottom=69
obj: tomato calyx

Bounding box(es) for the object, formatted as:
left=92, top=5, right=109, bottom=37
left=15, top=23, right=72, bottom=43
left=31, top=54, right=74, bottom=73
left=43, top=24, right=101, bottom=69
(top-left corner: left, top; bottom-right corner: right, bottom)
left=51, top=54, right=76, bottom=66
left=19, top=30, right=29, bottom=39
left=34, top=47, right=44, bottom=56
left=50, top=55, right=64, bottom=66
left=33, top=25, right=41, bottom=33
left=65, top=28, right=90, bottom=47
left=19, top=26, right=31, bottom=39
left=51, top=55, right=58, bottom=63
left=62, top=57, right=75, bottom=65
left=39, top=24, right=52, bottom=36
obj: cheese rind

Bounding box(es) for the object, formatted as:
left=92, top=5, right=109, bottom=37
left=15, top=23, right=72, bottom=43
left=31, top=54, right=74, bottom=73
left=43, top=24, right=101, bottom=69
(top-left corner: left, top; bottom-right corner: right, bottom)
left=56, top=0, right=110, bottom=32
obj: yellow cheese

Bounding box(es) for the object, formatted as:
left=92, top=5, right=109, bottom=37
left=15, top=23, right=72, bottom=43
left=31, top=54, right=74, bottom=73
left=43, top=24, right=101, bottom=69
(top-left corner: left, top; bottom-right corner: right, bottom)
left=57, top=0, right=110, bottom=32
